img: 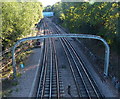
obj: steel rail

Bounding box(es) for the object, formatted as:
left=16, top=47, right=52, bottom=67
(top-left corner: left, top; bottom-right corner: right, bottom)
left=52, top=21, right=103, bottom=98
left=46, top=25, right=61, bottom=98
left=36, top=39, right=47, bottom=98
left=53, top=21, right=103, bottom=98
left=37, top=21, right=50, bottom=98
left=40, top=39, right=49, bottom=98
left=53, top=23, right=102, bottom=98
left=57, top=25, right=102, bottom=98
left=50, top=21, right=92, bottom=98
left=50, top=38, right=60, bottom=98
left=36, top=20, right=102, bottom=98
left=52, top=39, right=60, bottom=98
left=64, top=38, right=102, bottom=98
left=63, top=38, right=101, bottom=98
left=37, top=21, right=60, bottom=98
left=48, top=24, right=82, bottom=97
left=54, top=27, right=91, bottom=97
left=42, top=29, right=52, bottom=98
left=40, top=23, right=53, bottom=98
left=59, top=37, right=81, bottom=98
left=49, top=22, right=84, bottom=98
left=48, top=23, right=61, bottom=98
left=45, top=25, right=52, bottom=98
left=36, top=22, right=48, bottom=98
left=61, top=37, right=91, bottom=98
left=49, top=37, right=53, bottom=99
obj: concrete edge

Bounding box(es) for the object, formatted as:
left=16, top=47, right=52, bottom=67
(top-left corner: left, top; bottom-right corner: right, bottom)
left=29, top=39, right=44, bottom=97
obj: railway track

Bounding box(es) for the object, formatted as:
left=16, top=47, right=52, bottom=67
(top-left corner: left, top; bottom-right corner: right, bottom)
left=36, top=21, right=63, bottom=98
left=36, top=18, right=104, bottom=98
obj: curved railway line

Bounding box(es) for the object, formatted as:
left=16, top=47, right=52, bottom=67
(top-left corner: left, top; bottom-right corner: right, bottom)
left=35, top=18, right=104, bottom=98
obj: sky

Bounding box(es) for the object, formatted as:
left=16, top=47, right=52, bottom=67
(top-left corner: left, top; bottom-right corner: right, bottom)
left=39, top=0, right=61, bottom=7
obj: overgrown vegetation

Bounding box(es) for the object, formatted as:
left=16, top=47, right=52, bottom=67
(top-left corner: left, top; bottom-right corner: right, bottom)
left=1, top=1, right=43, bottom=79
left=44, top=2, right=120, bottom=54
left=1, top=41, right=35, bottom=79
left=1, top=1, right=43, bottom=50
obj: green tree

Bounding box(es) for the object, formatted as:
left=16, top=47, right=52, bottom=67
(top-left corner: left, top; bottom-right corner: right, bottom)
left=53, top=2, right=119, bottom=47
left=2, top=2, right=43, bottom=50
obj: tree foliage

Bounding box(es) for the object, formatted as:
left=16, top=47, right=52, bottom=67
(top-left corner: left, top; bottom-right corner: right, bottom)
left=2, top=2, right=43, bottom=50
left=48, top=2, right=120, bottom=51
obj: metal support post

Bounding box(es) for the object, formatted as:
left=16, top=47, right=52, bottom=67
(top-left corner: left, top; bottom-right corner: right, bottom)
left=12, top=34, right=110, bottom=79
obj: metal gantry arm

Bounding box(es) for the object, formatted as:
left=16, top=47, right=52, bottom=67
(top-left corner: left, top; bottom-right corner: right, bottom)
left=12, top=34, right=110, bottom=79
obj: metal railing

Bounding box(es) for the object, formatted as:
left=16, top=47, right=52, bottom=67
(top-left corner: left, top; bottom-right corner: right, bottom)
left=12, top=34, right=110, bottom=79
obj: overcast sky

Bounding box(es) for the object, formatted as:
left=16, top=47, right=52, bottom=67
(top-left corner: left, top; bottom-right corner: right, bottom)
left=39, top=0, right=61, bottom=7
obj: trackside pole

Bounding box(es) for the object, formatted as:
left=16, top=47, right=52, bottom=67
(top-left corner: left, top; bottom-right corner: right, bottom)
left=12, top=34, right=110, bottom=79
